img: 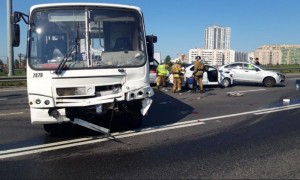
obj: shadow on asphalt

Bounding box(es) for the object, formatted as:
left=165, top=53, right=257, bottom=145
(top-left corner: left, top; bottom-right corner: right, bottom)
left=231, top=82, right=286, bottom=88
left=142, top=88, right=194, bottom=128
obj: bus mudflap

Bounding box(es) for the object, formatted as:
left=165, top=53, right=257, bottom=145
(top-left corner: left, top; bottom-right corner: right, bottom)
left=141, top=98, right=153, bottom=116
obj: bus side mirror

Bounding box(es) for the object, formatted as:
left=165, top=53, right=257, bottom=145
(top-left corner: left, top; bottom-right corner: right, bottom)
left=12, top=24, right=20, bottom=47
left=147, top=42, right=154, bottom=60
left=146, top=35, right=157, bottom=43
left=146, top=35, right=157, bottom=61
left=12, top=12, right=22, bottom=24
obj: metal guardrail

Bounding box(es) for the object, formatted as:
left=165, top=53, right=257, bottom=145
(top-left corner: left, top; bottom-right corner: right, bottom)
left=0, top=76, right=26, bottom=82
left=264, top=67, right=300, bottom=71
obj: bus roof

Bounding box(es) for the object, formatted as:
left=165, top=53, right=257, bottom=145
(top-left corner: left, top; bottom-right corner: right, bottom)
left=30, top=3, right=142, bottom=14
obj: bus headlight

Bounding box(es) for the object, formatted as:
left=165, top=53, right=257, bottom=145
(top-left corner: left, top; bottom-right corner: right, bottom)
left=35, top=99, right=41, bottom=104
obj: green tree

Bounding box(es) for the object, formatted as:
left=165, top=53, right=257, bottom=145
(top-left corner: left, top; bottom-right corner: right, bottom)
left=164, top=55, right=171, bottom=64
left=0, top=59, right=3, bottom=66
left=21, top=59, right=26, bottom=68
left=14, top=59, right=19, bottom=68
left=164, top=55, right=172, bottom=71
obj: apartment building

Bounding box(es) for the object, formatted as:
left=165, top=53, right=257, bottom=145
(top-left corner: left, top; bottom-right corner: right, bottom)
left=255, top=45, right=300, bottom=65
left=204, top=25, right=231, bottom=50
left=189, top=48, right=235, bottom=66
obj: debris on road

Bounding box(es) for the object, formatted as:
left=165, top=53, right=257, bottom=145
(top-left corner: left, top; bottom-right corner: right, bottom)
left=283, top=99, right=290, bottom=105
left=227, top=92, right=244, bottom=97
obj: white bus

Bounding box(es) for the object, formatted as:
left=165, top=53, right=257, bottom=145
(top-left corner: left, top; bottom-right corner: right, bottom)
left=12, top=3, right=157, bottom=135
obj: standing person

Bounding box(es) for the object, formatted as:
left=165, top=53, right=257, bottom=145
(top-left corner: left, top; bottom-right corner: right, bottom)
left=171, top=60, right=182, bottom=93
left=156, top=61, right=168, bottom=89
left=254, top=57, right=260, bottom=66
left=193, top=56, right=204, bottom=94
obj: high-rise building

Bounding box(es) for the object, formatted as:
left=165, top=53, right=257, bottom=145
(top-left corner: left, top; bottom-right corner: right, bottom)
left=204, top=25, right=231, bottom=50
left=235, top=51, right=249, bottom=62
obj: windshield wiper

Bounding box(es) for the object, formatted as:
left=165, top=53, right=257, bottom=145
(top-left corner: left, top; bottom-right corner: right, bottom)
left=55, top=23, right=80, bottom=75
left=54, top=42, right=78, bottom=74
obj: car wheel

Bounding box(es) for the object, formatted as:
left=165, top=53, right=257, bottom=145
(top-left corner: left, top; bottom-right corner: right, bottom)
left=222, top=78, right=231, bottom=87
left=263, top=77, right=276, bottom=87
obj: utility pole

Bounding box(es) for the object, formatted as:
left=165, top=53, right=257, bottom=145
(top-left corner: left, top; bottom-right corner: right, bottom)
left=6, top=0, right=14, bottom=76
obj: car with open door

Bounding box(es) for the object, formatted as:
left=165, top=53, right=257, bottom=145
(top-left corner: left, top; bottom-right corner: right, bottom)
left=169, top=64, right=233, bottom=88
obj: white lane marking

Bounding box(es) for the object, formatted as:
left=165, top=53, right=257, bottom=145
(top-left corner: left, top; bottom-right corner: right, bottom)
left=0, top=121, right=206, bottom=159
left=0, top=112, right=24, bottom=116
left=227, top=89, right=266, bottom=94
left=254, top=103, right=300, bottom=115
left=0, top=98, right=8, bottom=101
left=1, top=103, right=300, bottom=159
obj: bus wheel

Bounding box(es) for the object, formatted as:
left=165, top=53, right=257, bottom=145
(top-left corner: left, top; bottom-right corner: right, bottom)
left=44, top=123, right=78, bottom=136
left=128, top=113, right=143, bottom=129
left=122, top=101, right=143, bottom=129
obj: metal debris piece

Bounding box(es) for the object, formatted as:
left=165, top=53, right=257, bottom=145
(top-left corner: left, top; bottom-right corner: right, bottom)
left=227, top=92, right=244, bottom=97
left=283, top=99, right=290, bottom=105
left=179, top=111, right=190, bottom=115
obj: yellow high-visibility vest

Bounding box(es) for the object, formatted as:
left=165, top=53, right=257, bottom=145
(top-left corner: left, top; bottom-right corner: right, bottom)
left=157, top=64, right=167, bottom=76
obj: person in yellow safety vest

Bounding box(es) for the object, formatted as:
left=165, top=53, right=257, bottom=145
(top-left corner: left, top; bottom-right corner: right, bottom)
left=171, top=60, right=182, bottom=93
left=156, top=62, right=168, bottom=89
left=247, top=63, right=254, bottom=70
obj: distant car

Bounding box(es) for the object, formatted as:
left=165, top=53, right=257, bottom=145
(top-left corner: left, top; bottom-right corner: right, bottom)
left=149, top=59, right=159, bottom=84
left=169, top=64, right=233, bottom=88
left=149, top=59, right=169, bottom=84
left=218, top=62, right=285, bottom=87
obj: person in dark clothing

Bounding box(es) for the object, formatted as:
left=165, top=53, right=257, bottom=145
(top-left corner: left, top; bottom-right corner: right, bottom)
left=254, top=57, right=260, bottom=66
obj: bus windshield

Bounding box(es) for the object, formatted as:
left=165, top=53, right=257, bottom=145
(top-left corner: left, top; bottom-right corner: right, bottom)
left=28, top=7, right=146, bottom=70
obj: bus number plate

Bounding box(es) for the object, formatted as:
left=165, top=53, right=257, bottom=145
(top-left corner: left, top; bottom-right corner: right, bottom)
left=33, top=73, right=43, bottom=78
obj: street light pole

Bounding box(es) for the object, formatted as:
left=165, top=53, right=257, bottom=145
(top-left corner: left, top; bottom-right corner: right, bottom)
left=6, top=0, right=14, bottom=76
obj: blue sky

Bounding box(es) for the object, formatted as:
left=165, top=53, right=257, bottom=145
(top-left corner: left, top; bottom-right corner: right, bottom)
left=1, top=0, right=300, bottom=62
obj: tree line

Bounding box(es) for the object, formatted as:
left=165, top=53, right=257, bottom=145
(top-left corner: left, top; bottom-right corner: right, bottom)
left=0, top=58, right=26, bottom=69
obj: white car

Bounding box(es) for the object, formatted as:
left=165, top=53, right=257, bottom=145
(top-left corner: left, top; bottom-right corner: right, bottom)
left=149, top=59, right=159, bottom=84
left=169, top=64, right=233, bottom=88
left=218, top=62, right=285, bottom=87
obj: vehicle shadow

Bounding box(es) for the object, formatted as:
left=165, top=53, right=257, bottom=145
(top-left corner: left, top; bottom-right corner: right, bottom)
left=142, top=88, right=195, bottom=127
left=231, top=82, right=286, bottom=88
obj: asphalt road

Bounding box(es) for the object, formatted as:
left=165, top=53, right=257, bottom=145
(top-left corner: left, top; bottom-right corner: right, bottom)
left=1, top=74, right=300, bottom=179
